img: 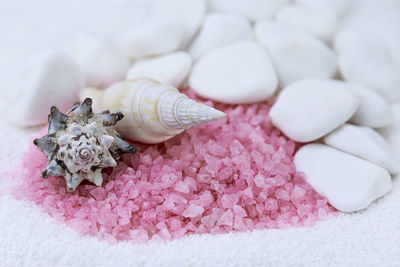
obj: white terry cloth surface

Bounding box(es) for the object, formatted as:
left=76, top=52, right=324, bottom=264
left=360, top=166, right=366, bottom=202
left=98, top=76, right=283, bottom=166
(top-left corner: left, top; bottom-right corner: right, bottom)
left=0, top=1, right=399, bottom=266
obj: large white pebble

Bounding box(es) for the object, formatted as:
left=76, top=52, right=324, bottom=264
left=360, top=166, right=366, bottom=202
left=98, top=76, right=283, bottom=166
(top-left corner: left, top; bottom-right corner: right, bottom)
left=276, top=4, right=338, bottom=42
left=71, top=33, right=130, bottom=88
left=346, top=83, right=393, bottom=128
left=7, top=50, right=84, bottom=127
left=269, top=79, right=359, bottom=142
left=152, top=0, right=206, bottom=47
left=125, top=52, right=192, bottom=88
left=294, top=143, right=392, bottom=212
left=122, top=18, right=184, bottom=59
left=324, top=124, right=399, bottom=174
left=189, top=40, right=278, bottom=104
left=209, top=0, right=289, bottom=21
left=379, top=103, right=400, bottom=159
left=254, top=21, right=337, bottom=87
left=189, top=13, right=252, bottom=61
left=334, top=29, right=400, bottom=102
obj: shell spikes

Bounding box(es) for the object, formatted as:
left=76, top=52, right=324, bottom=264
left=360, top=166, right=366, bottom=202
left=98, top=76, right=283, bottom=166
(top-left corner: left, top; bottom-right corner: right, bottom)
left=33, top=98, right=136, bottom=192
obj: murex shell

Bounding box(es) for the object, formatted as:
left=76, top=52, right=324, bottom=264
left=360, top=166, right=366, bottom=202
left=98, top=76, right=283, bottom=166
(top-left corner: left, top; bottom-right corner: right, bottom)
left=34, top=98, right=136, bottom=192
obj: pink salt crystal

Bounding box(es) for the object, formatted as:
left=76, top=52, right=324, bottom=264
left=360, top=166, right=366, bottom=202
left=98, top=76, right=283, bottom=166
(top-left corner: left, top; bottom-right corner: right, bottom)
left=254, top=174, right=265, bottom=187
left=130, top=229, right=149, bottom=242
left=90, top=187, right=107, bottom=201
left=174, top=181, right=190, bottom=194
left=265, top=198, right=278, bottom=211
left=217, top=210, right=233, bottom=227
left=183, top=204, right=204, bottom=218
left=275, top=188, right=290, bottom=201
left=221, top=194, right=239, bottom=209
left=291, top=185, right=306, bottom=200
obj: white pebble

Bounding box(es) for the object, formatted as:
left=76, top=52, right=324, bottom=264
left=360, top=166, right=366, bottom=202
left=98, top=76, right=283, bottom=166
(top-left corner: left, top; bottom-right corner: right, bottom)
left=7, top=50, right=84, bottom=127
left=276, top=3, right=338, bottom=42
left=254, top=21, right=337, bottom=87
left=269, top=79, right=359, bottom=142
left=125, top=52, right=192, bottom=88
left=208, top=0, right=289, bottom=21
left=189, top=13, right=252, bottom=61
left=324, top=124, right=399, bottom=174
left=379, top=103, right=400, bottom=160
left=122, top=18, right=184, bottom=59
left=346, top=82, right=393, bottom=128
left=189, top=40, right=278, bottom=104
left=294, top=143, right=392, bottom=212
left=71, top=33, right=130, bottom=88
left=152, top=0, right=206, bottom=47
left=334, top=28, right=400, bottom=102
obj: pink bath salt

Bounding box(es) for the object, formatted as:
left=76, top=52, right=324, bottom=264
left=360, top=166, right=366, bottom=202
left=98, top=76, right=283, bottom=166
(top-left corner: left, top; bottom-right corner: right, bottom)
left=275, top=188, right=290, bottom=201
left=217, top=210, right=233, bottom=227
left=174, top=181, right=190, bottom=194
left=90, top=187, right=107, bottom=201
left=221, top=194, right=239, bottom=209
left=253, top=174, right=265, bottom=188
left=265, top=198, right=278, bottom=211
left=183, top=204, right=204, bottom=218
left=130, top=229, right=149, bottom=243
left=11, top=91, right=337, bottom=244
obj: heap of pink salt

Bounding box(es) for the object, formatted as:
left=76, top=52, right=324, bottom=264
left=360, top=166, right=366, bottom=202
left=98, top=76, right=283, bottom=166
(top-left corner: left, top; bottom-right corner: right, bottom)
left=11, top=90, right=336, bottom=244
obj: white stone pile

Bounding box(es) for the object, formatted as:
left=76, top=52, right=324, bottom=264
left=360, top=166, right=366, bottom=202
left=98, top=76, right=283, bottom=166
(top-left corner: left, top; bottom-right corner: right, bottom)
left=8, top=0, right=400, bottom=213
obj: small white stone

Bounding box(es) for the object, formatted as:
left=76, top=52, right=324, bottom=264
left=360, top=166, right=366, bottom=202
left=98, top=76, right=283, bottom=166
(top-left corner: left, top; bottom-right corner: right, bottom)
left=208, top=0, right=289, bottom=21
left=276, top=3, right=338, bottom=42
left=152, top=0, right=206, bottom=47
left=324, top=124, right=399, bottom=174
left=122, top=18, right=184, bottom=59
left=346, top=82, right=393, bottom=128
left=7, top=50, right=84, bottom=127
left=125, top=52, right=192, bottom=88
left=189, top=13, right=252, bottom=61
left=254, top=21, right=337, bottom=87
left=294, top=143, right=392, bottom=212
left=379, top=103, right=400, bottom=159
left=334, top=28, right=400, bottom=102
left=269, top=79, right=359, bottom=142
left=71, top=33, right=131, bottom=88
left=189, top=40, right=278, bottom=104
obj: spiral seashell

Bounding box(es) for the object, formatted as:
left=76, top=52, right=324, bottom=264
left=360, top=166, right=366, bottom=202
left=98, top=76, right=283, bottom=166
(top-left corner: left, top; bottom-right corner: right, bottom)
left=33, top=98, right=137, bottom=192
left=80, top=78, right=226, bottom=144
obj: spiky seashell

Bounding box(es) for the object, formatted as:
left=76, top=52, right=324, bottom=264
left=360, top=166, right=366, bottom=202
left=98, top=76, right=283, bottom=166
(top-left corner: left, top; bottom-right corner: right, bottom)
left=80, top=78, right=226, bottom=144
left=33, top=98, right=137, bottom=192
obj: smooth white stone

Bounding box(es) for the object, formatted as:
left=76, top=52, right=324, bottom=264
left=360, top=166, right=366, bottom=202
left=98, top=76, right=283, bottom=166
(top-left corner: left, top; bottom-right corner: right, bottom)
left=208, top=0, right=289, bottom=21
left=346, top=83, right=393, bottom=128
left=125, top=52, right=192, bottom=88
left=122, top=18, right=184, bottom=59
left=295, top=0, right=356, bottom=18
left=276, top=4, right=338, bottom=42
left=254, top=21, right=337, bottom=87
left=341, top=0, right=400, bottom=36
left=294, top=143, right=392, bottom=212
left=334, top=28, right=400, bottom=102
left=189, top=13, right=252, bottom=61
left=324, top=124, right=399, bottom=174
left=269, top=79, right=359, bottom=142
left=152, top=0, right=206, bottom=47
left=189, top=40, right=278, bottom=104
left=7, top=50, right=84, bottom=127
left=379, top=103, right=400, bottom=159
left=71, top=33, right=130, bottom=88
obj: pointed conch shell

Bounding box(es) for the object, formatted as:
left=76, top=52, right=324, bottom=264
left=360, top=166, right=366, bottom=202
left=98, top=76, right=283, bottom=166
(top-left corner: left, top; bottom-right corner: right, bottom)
left=80, top=78, right=226, bottom=144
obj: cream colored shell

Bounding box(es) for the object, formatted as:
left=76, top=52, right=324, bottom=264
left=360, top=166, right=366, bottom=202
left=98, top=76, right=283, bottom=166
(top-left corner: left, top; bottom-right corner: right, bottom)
left=80, top=78, right=226, bottom=144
